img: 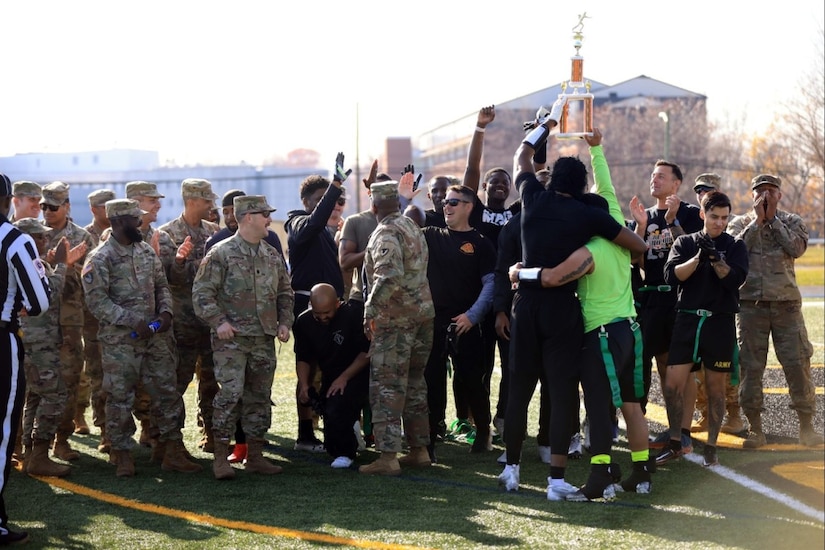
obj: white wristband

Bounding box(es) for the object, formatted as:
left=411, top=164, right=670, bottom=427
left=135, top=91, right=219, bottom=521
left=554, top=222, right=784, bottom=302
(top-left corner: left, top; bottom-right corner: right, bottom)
left=519, top=267, right=542, bottom=282
left=475, top=126, right=486, bottom=133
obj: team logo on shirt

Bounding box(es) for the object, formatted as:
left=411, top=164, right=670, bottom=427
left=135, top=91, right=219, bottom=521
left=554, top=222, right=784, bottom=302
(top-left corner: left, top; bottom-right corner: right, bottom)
left=459, top=242, right=475, bottom=255
left=333, top=330, right=344, bottom=345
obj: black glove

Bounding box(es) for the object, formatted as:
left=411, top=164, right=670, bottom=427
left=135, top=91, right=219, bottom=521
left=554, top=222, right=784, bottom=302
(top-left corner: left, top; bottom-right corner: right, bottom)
left=333, top=152, right=352, bottom=183
left=697, top=235, right=718, bottom=263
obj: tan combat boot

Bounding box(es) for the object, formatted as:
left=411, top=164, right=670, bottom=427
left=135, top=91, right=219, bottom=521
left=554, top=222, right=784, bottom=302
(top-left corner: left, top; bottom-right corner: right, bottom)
left=97, top=425, right=111, bottom=454
left=53, top=432, right=80, bottom=461
left=212, top=439, right=236, bottom=480
left=161, top=439, right=203, bottom=473
left=73, top=406, right=90, bottom=435
left=26, top=440, right=71, bottom=477
left=150, top=440, right=168, bottom=463
left=742, top=410, right=766, bottom=449
left=798, top=413, right=825, bottom=447
left=359, top=452, right=401, bottom=476
left=113, top=450, right=135, bottom=477
left=398, top=447, right=431, bottom=468
left=721, top=405, right=745, bottom=434
left=139, top=419, right=159, bottom=448
left=243, top=438, right=282, bottom=475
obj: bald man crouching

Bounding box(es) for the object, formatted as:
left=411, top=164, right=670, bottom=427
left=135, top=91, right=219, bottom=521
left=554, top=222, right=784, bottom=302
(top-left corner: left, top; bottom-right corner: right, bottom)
left=292, top=283, right=370, bottom=469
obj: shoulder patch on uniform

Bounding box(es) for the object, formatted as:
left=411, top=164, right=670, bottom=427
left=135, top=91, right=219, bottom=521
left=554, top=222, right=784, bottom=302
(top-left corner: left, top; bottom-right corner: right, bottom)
left=33, top=258, right=46, bottom=279
left=82, top=261, right=94, bottom=284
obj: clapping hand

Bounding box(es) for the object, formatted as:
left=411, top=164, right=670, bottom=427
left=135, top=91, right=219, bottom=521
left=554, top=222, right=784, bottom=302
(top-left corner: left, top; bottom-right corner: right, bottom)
left=697, top=234, right=718, bottom=263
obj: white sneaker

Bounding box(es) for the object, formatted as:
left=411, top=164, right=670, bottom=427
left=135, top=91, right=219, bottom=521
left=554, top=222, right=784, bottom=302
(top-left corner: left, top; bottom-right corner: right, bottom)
left=354, top=421, right=366, bottom=452
left=568, top=433, right=582, bottom=458
left=294, top=438, right=325, bottom=452
left=538, top=445, right=552, bottom=464
left=330, top=456, right=353, bottom=469
left=497, top=450, right=507, bottom=465
left=498, top=464, right=520, bottom=492
left=547, top=478, right=578, bottom=501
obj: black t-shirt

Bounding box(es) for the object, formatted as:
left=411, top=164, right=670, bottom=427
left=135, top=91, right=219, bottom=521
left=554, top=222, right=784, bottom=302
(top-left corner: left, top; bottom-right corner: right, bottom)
left=637, top=202, right=703, bottom=287
left=493, top=212, right=522, bottom=314
left=293, top=302, right=370, bottom=389
left=424, top=209, right=446, bottom=228
left=517, top=172, right=623, bottom=293
left=423, top=227, right=496, bottom=321
left=664, top=232, right=749, bottom=313
left=469, top=196, right=521, bottom=250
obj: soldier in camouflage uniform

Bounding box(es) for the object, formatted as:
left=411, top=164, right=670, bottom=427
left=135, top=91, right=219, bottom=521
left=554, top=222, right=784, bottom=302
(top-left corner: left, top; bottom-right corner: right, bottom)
left=193, top=195, right=294, bottom=480
left=16, top=220, right=77, bottom=477
left=360, top=180, right=435, bottom=476
left=82, top=199, right=202, bottom=477
left=39, top=182, right=95, bottom=461
left=10, top=181, right=42, bottom=222
left=127, top=181, right=184, bottom=452
left=728, top=174, right=824, bottom=448
left=158, top=178, right=221, bottom=452
left=77, top=188, right=115, bottom=443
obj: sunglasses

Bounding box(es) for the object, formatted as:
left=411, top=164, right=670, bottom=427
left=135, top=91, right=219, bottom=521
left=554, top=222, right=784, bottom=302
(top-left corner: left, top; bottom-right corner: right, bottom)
left=694, top=186, right=715, bottom=194
left=443, top=198, right=471, bottom=207
left=40, top=203, right=64, bottom=212
left=336, top=197, right=347, bottom=206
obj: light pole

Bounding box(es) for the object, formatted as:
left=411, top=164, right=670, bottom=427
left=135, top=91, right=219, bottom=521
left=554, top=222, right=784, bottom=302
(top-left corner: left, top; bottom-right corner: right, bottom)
left=658, top=111, right=670, bottom=159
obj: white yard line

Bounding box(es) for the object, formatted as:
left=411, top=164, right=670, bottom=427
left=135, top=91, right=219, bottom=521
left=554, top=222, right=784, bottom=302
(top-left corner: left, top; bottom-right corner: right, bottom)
left=682, top=453, right=825, bottom=524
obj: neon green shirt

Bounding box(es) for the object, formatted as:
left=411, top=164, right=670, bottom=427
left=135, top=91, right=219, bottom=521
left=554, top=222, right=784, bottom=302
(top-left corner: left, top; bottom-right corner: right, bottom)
left=577, top=145, right=636, bottom=332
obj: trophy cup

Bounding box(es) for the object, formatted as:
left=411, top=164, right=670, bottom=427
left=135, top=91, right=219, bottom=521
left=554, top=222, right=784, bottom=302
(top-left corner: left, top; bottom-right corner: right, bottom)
left=557, top=13, right=594, bottom=139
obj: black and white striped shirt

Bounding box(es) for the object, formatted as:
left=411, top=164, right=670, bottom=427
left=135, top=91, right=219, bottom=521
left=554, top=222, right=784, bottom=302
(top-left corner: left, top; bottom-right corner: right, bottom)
left=1, top=214, right=51, bottom=329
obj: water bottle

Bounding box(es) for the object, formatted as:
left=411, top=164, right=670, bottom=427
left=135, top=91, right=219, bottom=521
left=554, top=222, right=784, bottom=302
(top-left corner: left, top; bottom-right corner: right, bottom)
left=130, top=320, right=161, bottom=339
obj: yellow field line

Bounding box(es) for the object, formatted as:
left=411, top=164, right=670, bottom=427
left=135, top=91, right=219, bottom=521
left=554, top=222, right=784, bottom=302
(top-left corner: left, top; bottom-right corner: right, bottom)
left=33, top=476, right=432, bottom=550
left=764, top=387, right=825, bottom=395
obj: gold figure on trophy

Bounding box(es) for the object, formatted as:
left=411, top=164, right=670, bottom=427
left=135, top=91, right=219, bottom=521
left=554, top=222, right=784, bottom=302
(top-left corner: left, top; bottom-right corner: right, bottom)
left=557, top=13, right=594, bottom=139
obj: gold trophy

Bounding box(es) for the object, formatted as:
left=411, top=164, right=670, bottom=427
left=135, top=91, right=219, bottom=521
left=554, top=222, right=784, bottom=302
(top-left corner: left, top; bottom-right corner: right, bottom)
left=557, top=13, right=594, bottom=139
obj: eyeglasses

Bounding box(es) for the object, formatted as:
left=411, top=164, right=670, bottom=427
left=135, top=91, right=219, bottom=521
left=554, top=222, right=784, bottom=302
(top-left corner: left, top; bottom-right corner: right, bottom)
left=336, top=197, right=347, bottom=206
left=40, top=203, right=64, bottom=212
left=443, top=198, right=471, bottom=207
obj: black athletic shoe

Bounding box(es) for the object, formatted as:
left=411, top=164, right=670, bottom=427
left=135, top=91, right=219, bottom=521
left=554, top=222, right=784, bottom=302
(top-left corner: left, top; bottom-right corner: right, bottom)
left=0, top=528, right=29, bottom=545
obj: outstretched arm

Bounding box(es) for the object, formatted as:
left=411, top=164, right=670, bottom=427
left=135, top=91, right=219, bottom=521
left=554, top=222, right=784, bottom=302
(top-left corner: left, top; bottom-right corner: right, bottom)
left=463, top=105, right=495, bottom=193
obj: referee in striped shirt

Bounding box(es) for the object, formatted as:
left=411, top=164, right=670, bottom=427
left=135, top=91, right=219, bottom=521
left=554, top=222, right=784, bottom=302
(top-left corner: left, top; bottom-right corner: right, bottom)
left=0, top=172, right=51, bottom=546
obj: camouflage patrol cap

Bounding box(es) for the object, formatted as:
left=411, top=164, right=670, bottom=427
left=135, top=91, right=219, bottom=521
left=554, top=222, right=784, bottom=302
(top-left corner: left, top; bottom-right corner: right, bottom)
left=181, top=178, right=219, bottom=201
left=751, top=174, right=781, bottom=190
left=126, top=181, right=165, bottom=199
left=105, top=198, right=147, bottom=219
left=370, top=181, right=399, bottom=202
left=12, top=180, right=42, bottom=198
left=13, top=217, right=51, bottom=235
left=88, top=188, right=117, bottom=207
left=40, top=181, right=70, bottom=206
left=233, top=195, right=276, bottom=218
left=693, top=173, right=721, bottom=192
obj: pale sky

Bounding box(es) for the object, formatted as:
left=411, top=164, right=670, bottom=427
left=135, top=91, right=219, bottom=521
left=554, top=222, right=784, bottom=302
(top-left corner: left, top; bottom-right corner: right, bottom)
left=1, top=1, right=822, bottom=170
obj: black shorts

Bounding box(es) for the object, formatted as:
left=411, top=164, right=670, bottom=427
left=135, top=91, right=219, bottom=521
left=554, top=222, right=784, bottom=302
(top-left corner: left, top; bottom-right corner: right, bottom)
left=638, top=302, right=676, bottom=357
left=667, top=312, right=736, bottom=373
left=581, top=320, right=643, bottom=404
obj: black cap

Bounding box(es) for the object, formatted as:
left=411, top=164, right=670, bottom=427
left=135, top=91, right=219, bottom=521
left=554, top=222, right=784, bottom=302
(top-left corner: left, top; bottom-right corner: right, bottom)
left=0, top=173, right=11, bottom=197
left=222, top=189, right=246, bottom=207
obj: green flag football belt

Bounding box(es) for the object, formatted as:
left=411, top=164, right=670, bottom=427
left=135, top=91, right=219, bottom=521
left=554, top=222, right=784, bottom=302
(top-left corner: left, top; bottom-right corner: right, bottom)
left=677, top=308, right=739, bottom=385
left=598, top=317, right=644, bottom=409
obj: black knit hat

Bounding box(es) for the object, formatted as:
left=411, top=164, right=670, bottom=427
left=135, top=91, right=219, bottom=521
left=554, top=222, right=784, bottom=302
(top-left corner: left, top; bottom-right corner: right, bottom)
left=222, top=189, right=246, bottom=207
